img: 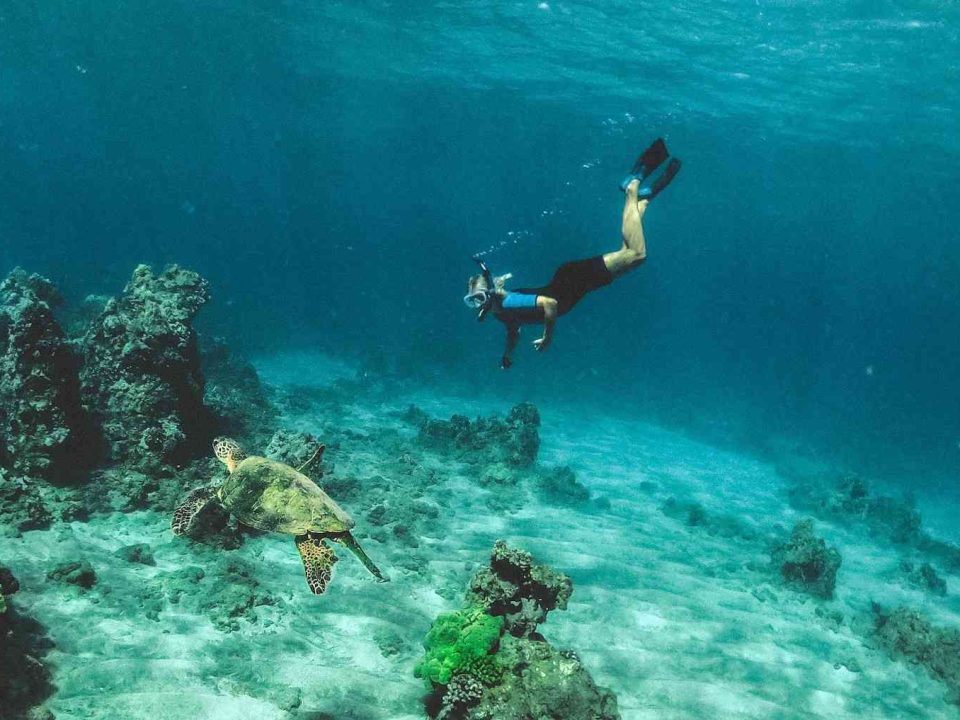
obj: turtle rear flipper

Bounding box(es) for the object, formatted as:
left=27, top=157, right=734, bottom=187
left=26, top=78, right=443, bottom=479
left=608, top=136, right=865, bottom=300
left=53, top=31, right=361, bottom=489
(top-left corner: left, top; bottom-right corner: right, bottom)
left=172, top=488, right=215, bottom=536
left=333, top=532, right=388, bottom=583
left=296, top=534, right=338, bottom=594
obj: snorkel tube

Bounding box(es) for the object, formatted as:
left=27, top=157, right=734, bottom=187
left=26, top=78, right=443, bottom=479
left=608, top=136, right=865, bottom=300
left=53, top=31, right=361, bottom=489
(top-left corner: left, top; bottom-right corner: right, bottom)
left=471, top=256, right=496, bottom=321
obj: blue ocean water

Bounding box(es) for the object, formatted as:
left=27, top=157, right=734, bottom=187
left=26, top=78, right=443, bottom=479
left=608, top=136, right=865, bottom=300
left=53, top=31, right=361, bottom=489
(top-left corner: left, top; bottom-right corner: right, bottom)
left=2, top=4, right=960, bottom=717
left=4, top=1, right=958, bottom=484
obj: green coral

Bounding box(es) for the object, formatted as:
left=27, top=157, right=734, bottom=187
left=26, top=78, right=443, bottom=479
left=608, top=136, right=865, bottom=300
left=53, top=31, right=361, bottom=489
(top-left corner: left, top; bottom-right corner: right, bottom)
left=460, top=654, right=505, bottom=685
left=414, top=606, right=504, bottom=686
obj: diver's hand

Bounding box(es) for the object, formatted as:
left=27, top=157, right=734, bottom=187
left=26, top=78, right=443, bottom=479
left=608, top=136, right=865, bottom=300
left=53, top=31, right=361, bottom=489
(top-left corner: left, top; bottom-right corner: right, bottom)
left=501, top=355, right=513, bottom=370
left=533, top=337, right=550, bottom=352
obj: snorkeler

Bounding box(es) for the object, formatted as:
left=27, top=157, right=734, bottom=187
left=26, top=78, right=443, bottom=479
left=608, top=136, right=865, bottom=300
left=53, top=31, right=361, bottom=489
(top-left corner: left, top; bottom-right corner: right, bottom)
left=464, top=138, right=681, bottom=369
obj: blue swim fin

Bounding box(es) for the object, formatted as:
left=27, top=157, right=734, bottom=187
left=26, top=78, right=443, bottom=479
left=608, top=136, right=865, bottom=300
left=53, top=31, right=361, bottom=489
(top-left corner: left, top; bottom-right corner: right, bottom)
left=619, top=138, right=669, bottom=192
left=638, top=157, right=681, bottom=201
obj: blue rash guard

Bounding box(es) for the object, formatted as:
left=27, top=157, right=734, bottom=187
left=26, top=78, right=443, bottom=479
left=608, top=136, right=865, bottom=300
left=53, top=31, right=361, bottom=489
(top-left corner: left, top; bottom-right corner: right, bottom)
left=497, top=292, right=543, bottom=325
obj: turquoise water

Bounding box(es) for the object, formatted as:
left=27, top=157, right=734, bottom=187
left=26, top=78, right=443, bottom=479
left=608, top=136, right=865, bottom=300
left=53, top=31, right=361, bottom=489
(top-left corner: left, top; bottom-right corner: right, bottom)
left=2, top=2, right=960, bottom=719
left=4, top=0, right=959, bottom=479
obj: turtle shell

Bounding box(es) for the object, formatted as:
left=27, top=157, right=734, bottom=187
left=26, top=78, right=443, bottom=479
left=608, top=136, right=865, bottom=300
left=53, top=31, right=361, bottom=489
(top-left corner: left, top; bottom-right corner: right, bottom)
left=218, top=456, right=354, bottom=535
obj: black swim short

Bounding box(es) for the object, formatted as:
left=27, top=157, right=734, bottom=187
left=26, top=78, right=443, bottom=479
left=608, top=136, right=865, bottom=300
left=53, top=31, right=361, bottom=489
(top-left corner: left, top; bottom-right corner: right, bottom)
left=516, top=255, right=613, bottom=316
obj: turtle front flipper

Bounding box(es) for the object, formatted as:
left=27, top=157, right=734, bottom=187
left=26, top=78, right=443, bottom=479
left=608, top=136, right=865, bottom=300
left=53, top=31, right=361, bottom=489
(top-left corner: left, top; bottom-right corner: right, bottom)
left=332, top=532, right=388, bottom=583
left=172, top=487, right=216, bottom=536
left=296, top=534, right=338, bottom=595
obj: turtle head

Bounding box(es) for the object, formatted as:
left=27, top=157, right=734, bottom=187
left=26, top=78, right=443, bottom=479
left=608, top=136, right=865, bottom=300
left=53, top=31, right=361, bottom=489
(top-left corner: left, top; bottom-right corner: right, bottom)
left=213, top=437, right=246, bottom=473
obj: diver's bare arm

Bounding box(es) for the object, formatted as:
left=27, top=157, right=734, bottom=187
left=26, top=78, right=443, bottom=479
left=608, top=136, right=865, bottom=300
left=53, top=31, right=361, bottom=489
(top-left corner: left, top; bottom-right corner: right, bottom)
left=533, top=297, right=558, bottom=351
left=502, top=325, right=521, bottom=369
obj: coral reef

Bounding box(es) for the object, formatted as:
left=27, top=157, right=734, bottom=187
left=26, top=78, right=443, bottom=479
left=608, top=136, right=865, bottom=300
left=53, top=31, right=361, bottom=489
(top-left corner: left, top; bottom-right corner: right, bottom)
left=770, top=519, right=842, bottom=599
left=263, top=429, right=325, bottom=472
left=0, top=564, right=54, bottom=719
left=533, top=465, right=590, bottom=506
left=114, top=543, right=156, bottom=566
left=435, top=674, right=485, bottom=720
left=873, top=605, right=960, bottom=704
left=202, top=338, right=278, bottom=448
left=467, top=540, right=573, bottom=639
left=466, top=635, right=620, bottom=720
left=414, top=606, right=505, bottom=686
left=406, top=403, right=594, bottom=511
left=900, top=560, right=947, bottom=596
left=788, top=475, right=921, bottom=546
left=0, top=268, right=93, bottom=480
left=415, top=404, right=540, bottom=468
left=46, top=560, right=97, bottom=589
left=160, top=559, right=278, bottom=631
left=420, top=541, right=618, bottom=720
left=79, top=264, right=212, bottom=467
left=660, top=497, right=758, bottom=542
left=0, top=477, right=54, bottom=533
left=787, top=473, right=960, bottom=571
left=0, top=264, right=285, bottom=532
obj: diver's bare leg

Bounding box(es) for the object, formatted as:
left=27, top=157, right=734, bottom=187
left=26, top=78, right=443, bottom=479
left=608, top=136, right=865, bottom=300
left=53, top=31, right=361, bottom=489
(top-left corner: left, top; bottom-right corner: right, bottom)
left=603, top=179, right=648, bottom=278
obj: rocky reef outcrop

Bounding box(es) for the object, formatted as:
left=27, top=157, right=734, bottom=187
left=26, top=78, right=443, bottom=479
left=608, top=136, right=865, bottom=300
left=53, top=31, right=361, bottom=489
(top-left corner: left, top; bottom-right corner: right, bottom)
left=873, top=605, right=960, bottom=704
left=405, top=403, right=598, bottom=512
left=79, top=264, right=212, bottom=467
left=0, top=269, right=92, bottom=481
left=202, top=339, right=277, bottom=449
left=900, top=560, right=947, bottom=596
left=414, top=403, right=541, bottom=468
left=788, top=475, right=922, bottom=545
left=417, top=541, right=619, bottom=720
left=0, top=564, right=54, bottom=719
left=533, top=465, right=590, bottom=506
left=787, top=473, right=960, bottom=576
left=788, top=475, right=960, bottom=593
left=464, top=636, right=621, bottom=720
left=467, top=540, right=573, bottom=639
left=770, top=519, right=842, bottom=599
left=0, top=263, right=281, bottom=535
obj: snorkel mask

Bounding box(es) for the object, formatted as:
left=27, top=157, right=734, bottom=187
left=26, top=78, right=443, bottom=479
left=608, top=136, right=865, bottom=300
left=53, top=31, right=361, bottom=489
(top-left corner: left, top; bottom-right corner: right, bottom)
left=463, top=289, right=491, bottom=309
left=466, top=256, right=496, bottom=321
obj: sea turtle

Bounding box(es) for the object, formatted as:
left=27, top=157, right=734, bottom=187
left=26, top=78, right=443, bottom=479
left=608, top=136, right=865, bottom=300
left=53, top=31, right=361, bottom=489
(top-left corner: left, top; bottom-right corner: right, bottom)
left=172, top=436, right=387, bottom=594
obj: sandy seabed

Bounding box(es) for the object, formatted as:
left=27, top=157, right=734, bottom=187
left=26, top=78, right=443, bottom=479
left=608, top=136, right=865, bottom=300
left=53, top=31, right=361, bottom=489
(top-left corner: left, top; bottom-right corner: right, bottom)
left=3, top=351, right=959, bottom=720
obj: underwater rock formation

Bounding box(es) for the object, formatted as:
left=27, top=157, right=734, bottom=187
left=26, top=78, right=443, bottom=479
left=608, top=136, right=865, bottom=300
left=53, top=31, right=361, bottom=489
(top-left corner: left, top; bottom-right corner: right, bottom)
left=900, top=560, right=947, bottom=596
left=406, top=404, right=596, bottom=512
left=202, top=339, right=278, bottom=448
left=788, top=473, right=960, bottom=571
left=660, top=497, right=758, bottom=542
left=533, top=465, right=590, bottom=506
left=114, top=542, right=157, bottom=566
left=415, top=403, right=540, bottom=468
left=468, top=540, right=573, bottom=639
left=159, top=559, right=278, bottom=631
left=79, top=264, right=211, bottom=467
left=0, top=478, right=54, bottom=533
left=873, top=605, right=960, bottom=704
left=0, top=268, right=92, bottom=481
left=418, top=541, right=618, bottom=720
left=0, top=564, right=54, bottom=719
left=46, top=560, right=97, bottom=589
left=770, top=519, right=842, bottom=599
left=788, top=475, right=922, bottom=546
left=263, top=429, right=325, bottom=472
left=466, top=635, right=621, bottom=720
